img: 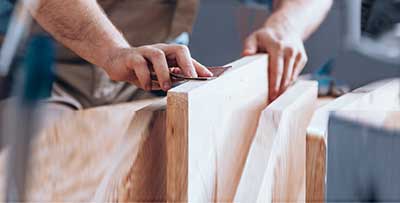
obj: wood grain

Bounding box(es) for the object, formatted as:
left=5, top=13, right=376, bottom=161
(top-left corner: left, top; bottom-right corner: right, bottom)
left=0, top=98, right=166, bottom=202
left=0, top=54, right=321, bottom=202
left=234, top=81, right=317, bottom=203
left=166, top=54, right=269, bottom=202
left=306, top=78, right=400, bottom=202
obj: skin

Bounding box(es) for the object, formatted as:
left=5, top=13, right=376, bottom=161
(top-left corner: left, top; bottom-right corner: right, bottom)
left=30, top=0, right=213, bottom=91
left=30, top=0, right=332, bottom=99
left=243, top=0, right=333, bottom=101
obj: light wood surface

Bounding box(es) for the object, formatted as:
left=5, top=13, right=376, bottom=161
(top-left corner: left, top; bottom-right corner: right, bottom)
left=306, top=78, right=400, bottom=202
left=234, top=80, right=317, bottom=203
left=0, top=55, right=319, bottom=202
left=166, top=55, right=269, bottom=202
left=0, top=98, right=166, bottom=202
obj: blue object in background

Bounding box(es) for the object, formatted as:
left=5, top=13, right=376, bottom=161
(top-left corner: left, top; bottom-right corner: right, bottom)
left=0, top=0, right=13, bottom=35
left=239, top=0, right=272, bottom=7
left=22, top=35, right=55, bottom=103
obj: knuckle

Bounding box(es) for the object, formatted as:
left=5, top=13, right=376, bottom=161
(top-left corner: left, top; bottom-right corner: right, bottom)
left=136, top=57, right=148, bottom=66
left=154, top=43, right=166, bottom=47
left=176, top=45, right=189, bottom=52
left=275, top=40, right=285, bottom=51
left=285, top=47, right=296, bottom=56
left=130, top=56, right=147, bottom=68
left=151, top=49, right=165, bottom=58
left=140, top=45, right=153, bottom=51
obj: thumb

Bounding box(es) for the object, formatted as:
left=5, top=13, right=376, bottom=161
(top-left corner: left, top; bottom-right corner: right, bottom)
left=192, top=59, right=213, bottom=77
left=242, top=35, right=258, bottom=56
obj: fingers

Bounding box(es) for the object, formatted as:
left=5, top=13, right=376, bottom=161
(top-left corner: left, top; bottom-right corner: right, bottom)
left=158, top=44, right=197, bottom=78
left=124, top=43, right=239, bottom=92
left=279, top=47, right=296, bottom=94
left=192, top=59, right=213, bottom=77
left=242, top=34, right=258, bottom=56
left=128, top=55, right=152, bottom=91
left=138, top=46, right=171, bottom=91
left=291, top=49, right=308, bottom=82
left=268, top=53, right=285, bottom=102
left=241, top=27, right=308, bottom=102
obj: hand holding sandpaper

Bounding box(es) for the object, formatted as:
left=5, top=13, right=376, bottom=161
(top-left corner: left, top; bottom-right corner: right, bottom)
left=150, top=66, right=232, bottom=90
left=103, top=44, right=217, bottom=91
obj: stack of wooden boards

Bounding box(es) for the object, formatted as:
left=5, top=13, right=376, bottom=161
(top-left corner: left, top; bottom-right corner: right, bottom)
left=306, top=78, right=400, bottom=202
left=0, top=55, right=319, bottom=202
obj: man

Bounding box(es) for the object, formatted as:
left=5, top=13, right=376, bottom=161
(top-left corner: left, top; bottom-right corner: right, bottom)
left=2, top=0, right=332, bottom=120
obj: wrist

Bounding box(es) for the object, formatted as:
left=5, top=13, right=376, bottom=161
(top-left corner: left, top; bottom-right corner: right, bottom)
left=263, top=11, right=304, bottom=39
left=101, top=41, right=131, bottom=69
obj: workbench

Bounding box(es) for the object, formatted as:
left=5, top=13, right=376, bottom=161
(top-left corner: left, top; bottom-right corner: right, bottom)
left=2, top=55, right=396, bottom=202
left=0, top=55, right=319, bottom=202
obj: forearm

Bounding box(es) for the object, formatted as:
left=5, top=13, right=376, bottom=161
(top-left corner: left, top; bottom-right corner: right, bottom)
left=268, top=0, right=333, bottom=40
left=31, top=0, right=130, bottom=67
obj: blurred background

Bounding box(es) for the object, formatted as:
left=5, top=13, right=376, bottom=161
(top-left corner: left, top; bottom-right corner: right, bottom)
left=0, top=0, right=398, bottom=89
left=190, top=0, right=399, bottom=89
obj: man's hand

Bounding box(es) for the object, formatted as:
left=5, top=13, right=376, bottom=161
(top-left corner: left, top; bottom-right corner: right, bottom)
left=241, top=0, right=332, bottom=102
left=104, top=44, right=213, bottom=91
left=30, top=1, right=212, bottom=92
left=243, top=25, right=307, bottom=101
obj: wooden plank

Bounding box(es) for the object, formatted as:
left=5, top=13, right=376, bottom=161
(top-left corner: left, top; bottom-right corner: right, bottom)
left=166, top=54, right=269, bottom=202
left=306, top=78, right=400, bottom=202
left=0, top=54, right=320, bottom=202
left=234, top=81, right=317, bottom=203
left=0, top=98, right=166, bottom=201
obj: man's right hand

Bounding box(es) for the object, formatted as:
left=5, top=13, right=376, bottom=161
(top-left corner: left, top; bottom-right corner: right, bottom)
left=103, top=43, right=213, bottom=91
left=30, top=1, right=212, bottom=92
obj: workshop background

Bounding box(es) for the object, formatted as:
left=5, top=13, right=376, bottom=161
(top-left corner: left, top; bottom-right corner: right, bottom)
left=190, top=0, right=399, bottom=89
left=1, top=0, right=398, bottom=89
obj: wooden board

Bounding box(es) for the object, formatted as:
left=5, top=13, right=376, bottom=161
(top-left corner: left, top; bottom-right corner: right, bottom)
left=166, top=55, right=269, bottom=202
left=0, top=54, right=319, bottom=202
left=166, top=55, right=317, bottom=202
left=234, top=80, right=317, bottom=203
left=306, top=78, right=400, bottom=202
left=0, top=98, right=167, bottom=202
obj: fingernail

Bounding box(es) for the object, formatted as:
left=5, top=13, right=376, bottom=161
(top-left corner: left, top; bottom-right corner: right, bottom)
left=243, top=49, right=254, bottom=56
left=206, top=69, right=213, bottom=77
left=163, top=82, right=171, bottom=90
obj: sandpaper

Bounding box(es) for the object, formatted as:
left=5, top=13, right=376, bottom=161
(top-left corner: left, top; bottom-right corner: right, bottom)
left=170, top=66, right=232, bottom=81
left=150, top=66, right=231, bottom=82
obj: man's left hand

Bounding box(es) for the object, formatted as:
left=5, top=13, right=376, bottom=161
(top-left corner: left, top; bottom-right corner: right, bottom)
left=243, top=23, right=308, bottom=102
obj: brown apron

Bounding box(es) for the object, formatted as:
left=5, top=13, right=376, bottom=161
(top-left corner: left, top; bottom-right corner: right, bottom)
left=43, top=0, right=200, bottom=110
